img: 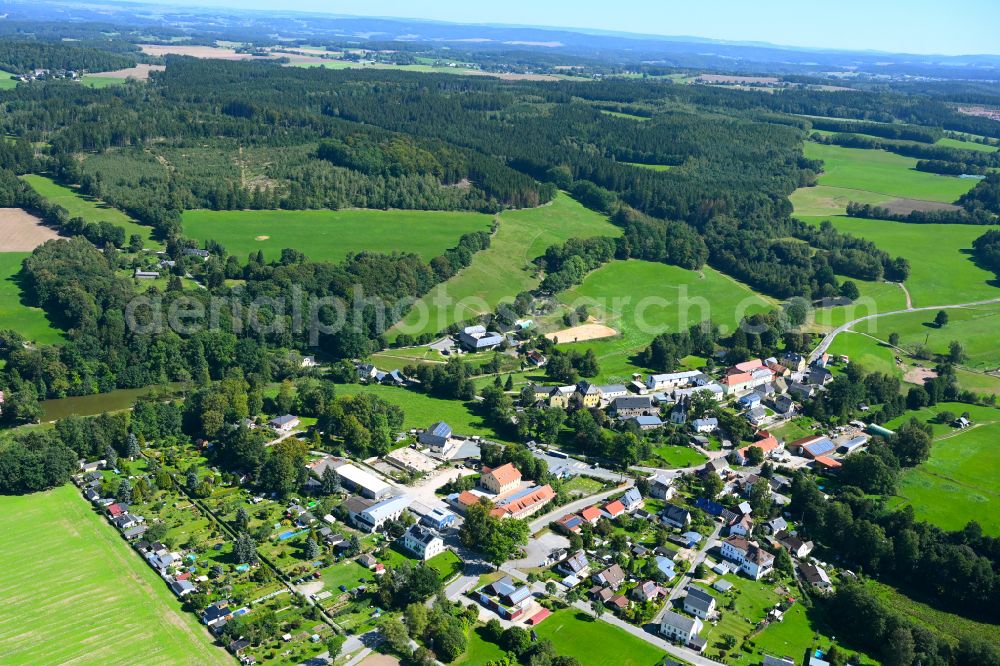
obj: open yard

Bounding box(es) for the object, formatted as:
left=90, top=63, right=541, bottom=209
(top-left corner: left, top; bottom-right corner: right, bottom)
left=801, top=142, right=978, bottom=203
left=551, top=259, right=774, bottom=382
left=183, top=208, right=494, bottom=263
left=389, top=192, right=619, bottom=339
left=0, top=252, right=63, bottom=344
left=0, top=485, right=228, bottom=665
left=21, top=174, right=161, bottom=248
left=533, top=609, right=665, bottom=665
left=799, top=215, right=1000, bottom=307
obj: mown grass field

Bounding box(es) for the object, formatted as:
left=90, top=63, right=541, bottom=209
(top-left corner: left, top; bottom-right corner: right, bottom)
left=802, top=142, right=978, bottom=203
left=0, top=485, right=228, bottom=665
left=623, top=161, right=672, bottom=171
left=533, top=609, right=665, bottom=665
left=21, top=174, right=161, bottom=248
left=552, top=259, right=774, bottom=382
left=335, top=383, right=507, bottom=440
left=799, top=215, right=1000, bottom=307
left=808, top=277, right=907, bottom=331
left=855, top=303, right=1000, bottom=370
left=789, top=184, right=893, bottom=217
left=0, top=252, right=63, bottom=344
left=936, top=136, right=998, bottom=153
left=390, top=192, right=619, bottom=338
left=886, top=403, right=1000, bottom=534
left=826, top=332, right=901, bottom=379
left=183, top=208, right=495, bottom=263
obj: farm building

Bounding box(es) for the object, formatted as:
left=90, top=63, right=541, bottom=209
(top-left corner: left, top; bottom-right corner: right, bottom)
left=335, top=464, right=391, bottom=499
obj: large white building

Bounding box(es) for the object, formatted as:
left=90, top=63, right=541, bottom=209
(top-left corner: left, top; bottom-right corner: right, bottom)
left=335, top=463, right=391, bottom=499
left=400, top=524, right=445, bottom=561
left=720, top=536, right=774, bottom=580
left=350, top=495, right=413, bottom=532
left=645, top=370, right=702, bottom=392
left=660, top=609, right=703, bottom=646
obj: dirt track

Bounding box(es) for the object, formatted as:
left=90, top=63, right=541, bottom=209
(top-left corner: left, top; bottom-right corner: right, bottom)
left=0, top=208, right=60, bottom=251
left=545, top=323, right=617, bottom=343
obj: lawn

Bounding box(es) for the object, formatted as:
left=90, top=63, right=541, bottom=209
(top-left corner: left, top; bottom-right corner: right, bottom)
left=0, top=485, right=228, bottom=665
left=183, top=208, right=494, bottom=263
left=892, top=422, right=1000, bottom=534
left=21, top=174, right=161, bottom=248
left=854, top=303, right=1000, bottom=370
left=390, top=192, right=619, bottom=339
left=808, top=277, right=907, bottom=331
left=454, top=625, right=508, bottom=665
left=826, top=332, right=901, bottom=379
left=552, top=259, right=774, bottom=382
left=0, top=252, right=63, bottom=344
left=321, top=560, right=374, bottom=591
left=802, top=142, right=977, bottom=203
left=798, top=215, right=1000, bottom=307
left=334, top=383, right=507, bottom=440
left=533, top=609, right=665, bottom=665
left=647, top=444, right=708, bottom=469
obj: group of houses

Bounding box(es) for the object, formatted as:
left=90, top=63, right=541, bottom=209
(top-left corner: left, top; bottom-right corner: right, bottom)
left=447, top=462, right=555, bottom=520
left=554, top=487, right=644, bottom=535
left=355, top=362, right=411, bottom=387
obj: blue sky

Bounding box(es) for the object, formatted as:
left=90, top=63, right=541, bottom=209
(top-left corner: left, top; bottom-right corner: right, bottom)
left=185, top=0, right=999, bottom=55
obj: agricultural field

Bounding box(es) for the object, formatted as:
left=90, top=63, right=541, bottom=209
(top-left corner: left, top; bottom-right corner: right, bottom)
left=390, top=192, right=619, bottom=339
left=0, top=252, right=63, bottom=345
left=0, top=207, right=60, bottom=251
left=20, top=174, right=161, bottom=248
left=808, top=277, right=908, bottom=331
left=0, top=485, right=228, bottom=665
left=183, top=208, right=495, bottom=263
left=935, top=136, right=998, bottom=153
left=855, top=303, right=1000, bottom=370
left=802, top=142, right=978, bottom=203
left=799, top=215, right=1000, bottom=307
left=789, top=184, right=893, bottom=217
left=532, top=609, right=665, bottom=665
left=551, top=259, right=774, bottom=382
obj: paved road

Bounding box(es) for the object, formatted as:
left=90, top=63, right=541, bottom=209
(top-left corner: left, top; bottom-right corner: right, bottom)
left=571, top=600, right=725, bottom=666
left=665, top=523, right=723, bottom=603
left=808, top=296, right=1000, bottom=364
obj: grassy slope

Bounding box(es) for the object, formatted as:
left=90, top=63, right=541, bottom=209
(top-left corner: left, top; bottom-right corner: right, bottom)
left=826, top=332, right=900, bottom=379
left=533, top=609, right=664, bottom=665
left=855, top=303, right=1000, bottom=370
left=802, top=142, right=977, bottom=203
left=21, top=174, right=160, bottom=248
left=390, top=192, right=619, bottom=338
left=936, top=137, right=998, bottom=153
left=553, top=259, right=774, bottom=382
left=0, top=485, right=228, bottom=665
left=0, top=252, right=63, bottom=344
left=183, top=208, right=494, bottom=263
left=799, top=215, right=998, bottom=307
left=886, top=403, right=1000, bottom=534
left=808, top=277, right=908, bottom=332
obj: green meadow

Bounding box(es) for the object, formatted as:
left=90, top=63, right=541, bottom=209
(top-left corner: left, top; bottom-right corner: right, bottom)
left=533, top=609, right=665, bottom=666
left=826, top=331, right=901, bottom=379
left=886, top=404, right=1000, bottom=534
left=183, top=207, right=494, bottom=263
left=856, top=303, right=1000, bottom=370
left=553, top=259, right=774, bottom=382
left=390, top=192, right=619, bottom=338
left=622, top=161, right=673, bottom=171
left=809, top=277, right=908, bottom=331
left=935, top=136, right=998, bottom=153
left=799, top=215, right=1000, bottom=307
left=0, top=252, right=63, bottom=345
left=789, top=184, right=893, bottom=216
left=0, top=485, right=228, bottom=665
left=21, top=174, right=161, bottom=248
left=802, top=142, right=977, bottom=203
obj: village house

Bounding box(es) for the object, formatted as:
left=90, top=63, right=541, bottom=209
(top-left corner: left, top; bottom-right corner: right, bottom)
left=632, top=580, right=666, bottom=603
left=660, top=610, right=705, bottom=650
left=720, top=535, right=775, bottom=580
left=730, top=514, right=753, bottom=537
left=798, top=561, right=833, bottom=591
left=574, top=381, right=602, bottom=408
left=480, top=463, right=522, bottom=495
left=649, top=474, right=675, bottom=500
left=474, top=576, right=533, bottom=621
left=645, top=370, right=702, bottom=392
left=592, top=563, right=626, bottom=588
left=629, top=414, right=664, bottom=430
left=556, top=550, right=590, bottom=578
left=776, top=530, right=814, bottom=558
left=418, top=421, right=452, bottom=449
left=603, top=499, right=626, bottom=520
left=610, top=395, right=657, bottom=419
left=683, top=586, right=717, bottom=619
left=459, top=324, right=504, bottom=351
left=400, top=524, right=445, bottom=561
left=620, top=487, right=644, bottom=512
left=595, top=384, right=629, bottom=405
left=660, top=503, right=692, bottom=528
left=731, top=432, right=781, bottom=465
left=778, top=351, right=807, bottom=372
left=347, top=494, right=413, bottom=533
left=691, top=417, right=718, bottom=433
left=268, top=414, right=300, bottom=432
left=491, top=484, right=555, bottom=519
left=580, top=505, right=603, bottom=525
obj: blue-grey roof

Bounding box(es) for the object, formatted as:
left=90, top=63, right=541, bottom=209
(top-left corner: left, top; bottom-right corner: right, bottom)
left=633, top=415, right=663, bottom=426
left=621, top=488, right=642, bottom=506
left=428, top=421, right=451, bottom=437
